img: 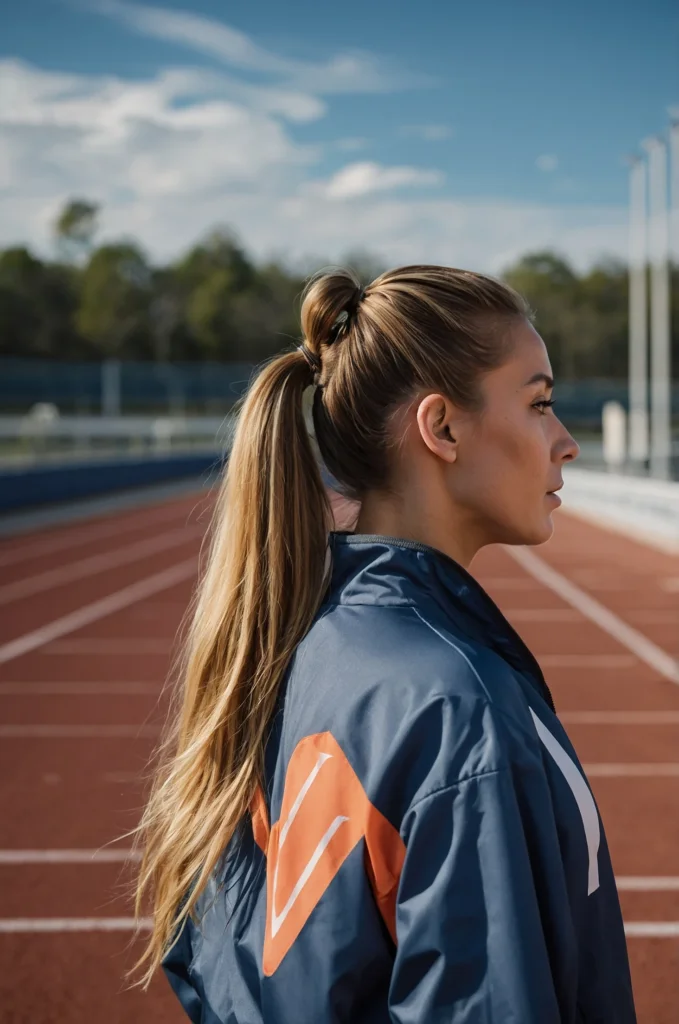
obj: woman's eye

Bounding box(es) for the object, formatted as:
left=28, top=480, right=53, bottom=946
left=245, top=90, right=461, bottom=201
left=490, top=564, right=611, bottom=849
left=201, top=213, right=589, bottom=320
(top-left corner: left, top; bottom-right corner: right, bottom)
left=533, top=398, right=556, bottom=414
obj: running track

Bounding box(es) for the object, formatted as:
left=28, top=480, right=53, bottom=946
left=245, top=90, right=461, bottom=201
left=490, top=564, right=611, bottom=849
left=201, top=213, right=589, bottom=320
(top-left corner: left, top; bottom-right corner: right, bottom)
left=0, top=488, right=677, bottom=1022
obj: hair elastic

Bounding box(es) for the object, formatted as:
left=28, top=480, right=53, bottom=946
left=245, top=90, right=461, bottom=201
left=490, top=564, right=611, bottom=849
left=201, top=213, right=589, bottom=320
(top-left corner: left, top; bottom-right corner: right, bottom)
left=298, top=342, right=321, bottom=375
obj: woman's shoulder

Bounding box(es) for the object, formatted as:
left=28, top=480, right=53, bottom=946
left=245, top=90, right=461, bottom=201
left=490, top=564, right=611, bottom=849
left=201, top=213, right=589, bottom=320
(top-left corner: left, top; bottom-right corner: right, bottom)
left=302, top=598, right=525, bottom=712
left=282, top=601, right=540, bottom=806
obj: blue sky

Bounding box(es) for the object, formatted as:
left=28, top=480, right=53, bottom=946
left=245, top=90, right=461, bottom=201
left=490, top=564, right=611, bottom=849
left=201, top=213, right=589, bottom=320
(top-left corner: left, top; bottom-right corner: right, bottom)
left=1, top=0, right=677, bottom=271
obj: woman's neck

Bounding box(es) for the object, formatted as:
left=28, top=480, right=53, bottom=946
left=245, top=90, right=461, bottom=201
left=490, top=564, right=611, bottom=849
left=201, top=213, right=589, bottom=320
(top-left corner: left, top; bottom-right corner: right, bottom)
left=354, top=488, right=483, bottom=569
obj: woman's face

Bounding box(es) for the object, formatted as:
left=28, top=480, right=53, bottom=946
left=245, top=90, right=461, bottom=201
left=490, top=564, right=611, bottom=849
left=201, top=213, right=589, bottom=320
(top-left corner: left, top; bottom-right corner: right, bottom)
left=445, top=320, right=579, bottom=548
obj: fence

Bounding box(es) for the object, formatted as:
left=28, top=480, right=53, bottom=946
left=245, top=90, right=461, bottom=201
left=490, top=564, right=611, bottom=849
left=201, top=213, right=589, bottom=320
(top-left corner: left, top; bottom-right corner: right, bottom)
left=0, top=359, right=254, bottom=415
left=3, top=359, right=679, bottom=427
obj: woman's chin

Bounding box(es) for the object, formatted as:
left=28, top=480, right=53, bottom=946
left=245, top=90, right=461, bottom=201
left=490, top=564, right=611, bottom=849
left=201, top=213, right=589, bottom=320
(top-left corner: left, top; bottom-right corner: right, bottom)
left=507, top=516, right=554, bottom=548
left=529, top=516, right=555, bottom=546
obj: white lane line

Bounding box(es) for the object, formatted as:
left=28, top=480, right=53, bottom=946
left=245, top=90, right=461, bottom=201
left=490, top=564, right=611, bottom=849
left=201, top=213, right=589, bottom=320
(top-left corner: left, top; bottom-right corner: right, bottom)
left=561, top=711, right=679, bottom=725
left=44, top=639, right=172, bottom=656
left=0, top=501, right=193, bottom=569
left=4, top=852, right=677, bottom=894
left=0, top=526, right=202, bottom=605
left=0, top=918, right=152, bottom=933
left=0, top=557, right=197, bottom=665
left=0, top=849, right=140, bottom=864
left=584, top=763, right=679, bottom=777
left=0, top=917, right=675, bottom=936
left=537, top=654, right=638, bottom=669
left=506, top=547, right=679, bottom=686
left=0, top=724, right=160, bottom=738
left=617, top=877, right=679, bottom=891
left=0, top=682, right=159, bottom=695
left=624, top=922, right=679, bottom=937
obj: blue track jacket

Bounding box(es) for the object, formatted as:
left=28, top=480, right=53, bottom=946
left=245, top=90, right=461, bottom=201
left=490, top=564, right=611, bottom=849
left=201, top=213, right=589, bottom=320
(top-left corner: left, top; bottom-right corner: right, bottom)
left=164, top=533, right=636, bottom=1023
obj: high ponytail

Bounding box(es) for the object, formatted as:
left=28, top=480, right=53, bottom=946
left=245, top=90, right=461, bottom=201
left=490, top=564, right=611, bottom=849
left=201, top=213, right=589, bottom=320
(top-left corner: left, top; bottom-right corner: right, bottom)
left=132, top=349, right=331, bottom=984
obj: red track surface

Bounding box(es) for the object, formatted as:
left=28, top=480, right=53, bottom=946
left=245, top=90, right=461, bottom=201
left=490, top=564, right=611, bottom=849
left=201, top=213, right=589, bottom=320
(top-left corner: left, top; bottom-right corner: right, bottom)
left=1, top=491, right=677, bottom=1022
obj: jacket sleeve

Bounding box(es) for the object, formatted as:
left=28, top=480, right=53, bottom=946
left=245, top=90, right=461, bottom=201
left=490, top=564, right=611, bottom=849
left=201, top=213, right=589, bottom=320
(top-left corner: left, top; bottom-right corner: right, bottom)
left=162, top=919, right=203, bottom=1023
left=388, top=766, right=561, bottom=1024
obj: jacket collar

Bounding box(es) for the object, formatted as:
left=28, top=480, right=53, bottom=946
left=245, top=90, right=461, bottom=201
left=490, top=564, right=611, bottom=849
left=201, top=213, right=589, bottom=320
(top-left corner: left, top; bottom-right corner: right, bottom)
left=327, top=532, right=554, bottom=711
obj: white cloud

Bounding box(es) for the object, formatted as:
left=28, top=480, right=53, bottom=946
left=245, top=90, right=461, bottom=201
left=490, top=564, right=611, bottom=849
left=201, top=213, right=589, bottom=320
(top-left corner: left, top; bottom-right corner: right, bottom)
left=0, top=59, right=626, bottom=274
left=0, top=59, right=318, bottom=202
left=400, top=124, right=453, bottom=141
left=96, top=0, right=429, bottom=95
left=536, top=153, right=559, bottom=172
left=321, top=161, right=444, bottom=200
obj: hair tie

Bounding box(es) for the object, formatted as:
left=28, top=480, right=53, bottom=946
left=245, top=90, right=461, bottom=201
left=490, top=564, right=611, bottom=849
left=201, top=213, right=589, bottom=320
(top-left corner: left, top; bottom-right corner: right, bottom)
left=298, top=342, right=321, bottom=376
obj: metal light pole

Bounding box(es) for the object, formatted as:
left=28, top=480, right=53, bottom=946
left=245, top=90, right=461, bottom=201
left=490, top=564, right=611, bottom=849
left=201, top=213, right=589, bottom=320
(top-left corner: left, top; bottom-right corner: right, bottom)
left=671, top=120, right=679, bottom=262
left=627, top=155, right=649, bottom=465
left=643, top=136, right=671, bottom=479
left=671, top=120, right=679, bottom=477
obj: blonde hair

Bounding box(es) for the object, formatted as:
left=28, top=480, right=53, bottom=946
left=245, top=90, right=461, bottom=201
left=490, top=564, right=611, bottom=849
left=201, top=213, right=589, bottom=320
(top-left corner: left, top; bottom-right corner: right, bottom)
left=132, top=264, right=528, bottom=984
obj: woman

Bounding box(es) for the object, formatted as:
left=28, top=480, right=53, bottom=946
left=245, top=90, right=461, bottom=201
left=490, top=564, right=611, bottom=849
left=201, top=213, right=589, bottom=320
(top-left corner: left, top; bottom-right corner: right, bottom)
left=135, top=265, right=636, bottom=1022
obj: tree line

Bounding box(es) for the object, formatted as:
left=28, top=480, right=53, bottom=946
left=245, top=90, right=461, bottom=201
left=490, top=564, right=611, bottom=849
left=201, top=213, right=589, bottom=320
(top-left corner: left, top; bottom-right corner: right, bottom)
left=1, top=199, right=678, bottom=378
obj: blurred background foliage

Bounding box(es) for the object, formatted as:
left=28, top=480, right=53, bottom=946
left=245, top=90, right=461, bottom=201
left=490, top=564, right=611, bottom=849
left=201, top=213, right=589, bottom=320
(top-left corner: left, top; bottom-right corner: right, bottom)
left=1, top=198, right=678, bottom=378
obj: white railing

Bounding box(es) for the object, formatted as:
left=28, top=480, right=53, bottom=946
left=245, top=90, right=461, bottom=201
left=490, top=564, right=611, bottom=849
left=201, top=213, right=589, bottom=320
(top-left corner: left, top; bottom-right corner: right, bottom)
left=0, top=412, right=235, bottom=468
left=562, top=466, right=679, bottom=552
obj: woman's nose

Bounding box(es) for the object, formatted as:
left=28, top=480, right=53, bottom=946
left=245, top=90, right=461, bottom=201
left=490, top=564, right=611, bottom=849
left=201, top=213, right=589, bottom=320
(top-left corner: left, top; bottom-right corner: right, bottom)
left=560, top=428, right=580, bottom=463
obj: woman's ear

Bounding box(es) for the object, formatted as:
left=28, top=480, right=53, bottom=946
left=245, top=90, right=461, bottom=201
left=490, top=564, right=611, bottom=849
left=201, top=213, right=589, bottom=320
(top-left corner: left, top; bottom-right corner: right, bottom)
left=416, top=393, right=459, bottom=464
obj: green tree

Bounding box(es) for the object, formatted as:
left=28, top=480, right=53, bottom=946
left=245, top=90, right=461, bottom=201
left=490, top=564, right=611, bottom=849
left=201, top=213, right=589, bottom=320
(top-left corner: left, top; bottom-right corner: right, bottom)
left=504, top=251, right=598, bottom=378
left=175, top=228, right=254, bottom=294
left=186, top=267, right=240, bottom=359
left=0, top=247, right=82, bottom=357
left=227, top=262, right=306, bottom=362
left=77, top=243, right=152, bottom=358
left=54, top=199, right=99, bottom=264
left=175, top=228, right=258, bottom=359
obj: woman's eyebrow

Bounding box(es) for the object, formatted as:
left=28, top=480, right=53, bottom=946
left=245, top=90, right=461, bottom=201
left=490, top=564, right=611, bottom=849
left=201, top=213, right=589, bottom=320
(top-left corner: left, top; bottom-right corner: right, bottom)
left=524, top=372, right=554, bottom=389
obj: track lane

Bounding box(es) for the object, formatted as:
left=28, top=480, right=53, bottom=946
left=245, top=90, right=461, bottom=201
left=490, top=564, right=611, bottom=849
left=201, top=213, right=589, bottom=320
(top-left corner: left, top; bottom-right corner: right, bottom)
left=0, top=491, right=209, bottom=575
left=1, top=496, right=677, bottom=1022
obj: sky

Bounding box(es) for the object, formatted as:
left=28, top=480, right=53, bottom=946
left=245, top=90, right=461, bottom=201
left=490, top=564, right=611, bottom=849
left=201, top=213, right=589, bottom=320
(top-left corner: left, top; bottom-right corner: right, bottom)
left=1, top=0, right=677, bottom=273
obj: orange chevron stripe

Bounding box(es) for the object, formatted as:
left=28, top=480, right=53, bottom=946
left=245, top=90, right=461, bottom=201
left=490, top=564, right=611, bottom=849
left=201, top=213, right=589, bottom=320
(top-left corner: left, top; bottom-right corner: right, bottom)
left=262, top=731, right=405, bottom=976
left=250, top=783, right=270, bottom=854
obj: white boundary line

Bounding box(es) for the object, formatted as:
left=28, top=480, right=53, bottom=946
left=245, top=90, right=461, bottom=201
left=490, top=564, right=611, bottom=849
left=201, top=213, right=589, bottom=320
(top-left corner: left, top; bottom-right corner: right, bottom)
left=0, top=849, right=140, bottom=863
left=0, top=917, right=675, bottom=936
left=0, top=526, right=202, bottom=605
left=0, top=852, right=675, bottom=892
left=0, top=918, right=152, bottom=933
left=583, top=763, right=679, bottom=777
left=617, top=877, right=679, bottom=890
left=0, top=557, right=197, bottom=665
left=624, top=922, right=679, bottom=937
left=505, top=546, right=679, bottom=686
